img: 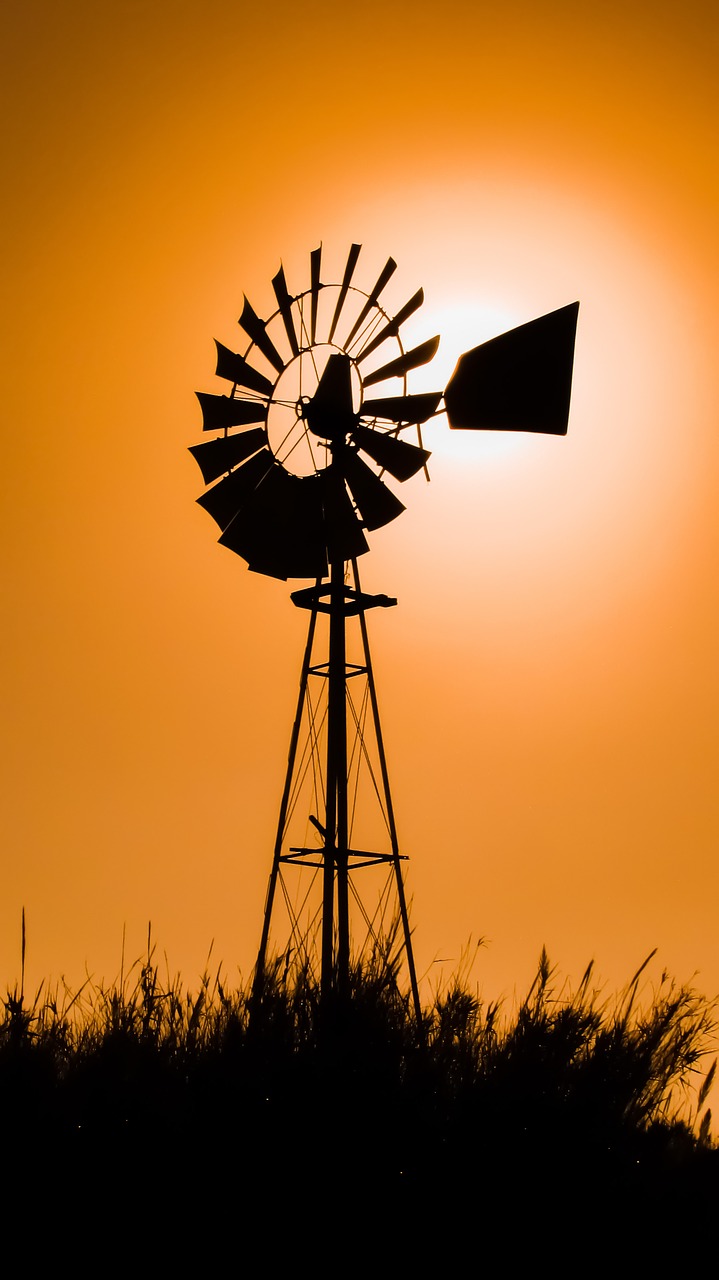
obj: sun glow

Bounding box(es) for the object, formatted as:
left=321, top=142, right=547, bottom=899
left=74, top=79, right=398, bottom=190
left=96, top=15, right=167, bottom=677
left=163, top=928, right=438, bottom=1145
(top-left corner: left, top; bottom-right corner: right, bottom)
left=2, top=1, right=719, bottom=1061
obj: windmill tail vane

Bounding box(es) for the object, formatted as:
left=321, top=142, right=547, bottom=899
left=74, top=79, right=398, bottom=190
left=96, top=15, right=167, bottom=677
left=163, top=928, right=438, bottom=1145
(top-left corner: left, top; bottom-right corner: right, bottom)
left=189, top=244, right=579, bottom=1011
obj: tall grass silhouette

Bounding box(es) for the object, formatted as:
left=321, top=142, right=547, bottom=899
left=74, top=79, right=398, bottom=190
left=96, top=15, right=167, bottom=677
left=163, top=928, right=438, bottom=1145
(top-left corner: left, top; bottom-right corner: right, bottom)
left=3, top=921, right=717, bottom=1244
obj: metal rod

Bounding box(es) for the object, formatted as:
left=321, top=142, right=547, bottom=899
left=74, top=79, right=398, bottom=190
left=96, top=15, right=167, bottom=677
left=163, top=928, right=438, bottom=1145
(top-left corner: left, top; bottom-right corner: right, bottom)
left=323, top=556, right=349, bottom=995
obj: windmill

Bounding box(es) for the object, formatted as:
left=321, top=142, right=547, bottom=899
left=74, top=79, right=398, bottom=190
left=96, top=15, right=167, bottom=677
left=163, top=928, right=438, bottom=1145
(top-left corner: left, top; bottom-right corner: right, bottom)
left=190, top=245, right=578, bottom=1016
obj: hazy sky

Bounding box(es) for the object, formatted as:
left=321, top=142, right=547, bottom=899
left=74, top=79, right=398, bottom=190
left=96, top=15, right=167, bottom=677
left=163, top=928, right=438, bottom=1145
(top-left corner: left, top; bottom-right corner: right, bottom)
left=2, top=1, right=718, bottom=1010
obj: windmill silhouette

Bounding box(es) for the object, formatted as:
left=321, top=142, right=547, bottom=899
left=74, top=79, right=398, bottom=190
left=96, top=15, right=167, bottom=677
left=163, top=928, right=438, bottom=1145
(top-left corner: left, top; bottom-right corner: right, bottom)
left=190, top=245, right=578, bottom=1015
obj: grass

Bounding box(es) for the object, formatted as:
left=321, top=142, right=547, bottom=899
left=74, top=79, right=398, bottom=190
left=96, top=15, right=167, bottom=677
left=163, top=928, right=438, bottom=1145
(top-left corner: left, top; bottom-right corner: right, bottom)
left=2, top=924, right=718, bottom=1253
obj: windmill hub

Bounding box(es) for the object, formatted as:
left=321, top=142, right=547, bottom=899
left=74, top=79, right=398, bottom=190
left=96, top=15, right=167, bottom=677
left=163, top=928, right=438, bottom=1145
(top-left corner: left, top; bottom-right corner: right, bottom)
left=305, top=352, right=359, bottom=443
left=265, top=344, right=362, bottom=477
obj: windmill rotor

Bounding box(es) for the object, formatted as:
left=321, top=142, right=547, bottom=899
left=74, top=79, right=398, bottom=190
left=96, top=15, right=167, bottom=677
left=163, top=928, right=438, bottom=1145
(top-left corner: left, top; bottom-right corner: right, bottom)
left=191, top=246, right=578, bottom=584
left=191, top=245, right=440, bottom=582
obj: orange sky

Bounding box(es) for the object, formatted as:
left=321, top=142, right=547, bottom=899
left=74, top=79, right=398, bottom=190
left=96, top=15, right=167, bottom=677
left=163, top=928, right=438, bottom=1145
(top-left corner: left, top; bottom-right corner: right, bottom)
left=2, top=1, right=718, bottom=1011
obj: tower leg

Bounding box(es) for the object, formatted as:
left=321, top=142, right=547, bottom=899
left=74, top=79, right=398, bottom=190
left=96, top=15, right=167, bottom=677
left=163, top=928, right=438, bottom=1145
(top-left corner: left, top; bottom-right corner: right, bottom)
left=324, top=557, right=349, bottom=998
left=254, top=592, right=319, bottom=1000
left=353, top=560, right=423, bottom=1028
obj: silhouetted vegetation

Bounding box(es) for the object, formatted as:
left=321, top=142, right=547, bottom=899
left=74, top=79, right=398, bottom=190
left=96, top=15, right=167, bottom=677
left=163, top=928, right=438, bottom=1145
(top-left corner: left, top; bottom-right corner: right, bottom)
left=3, top=929, right=717, bottom=1260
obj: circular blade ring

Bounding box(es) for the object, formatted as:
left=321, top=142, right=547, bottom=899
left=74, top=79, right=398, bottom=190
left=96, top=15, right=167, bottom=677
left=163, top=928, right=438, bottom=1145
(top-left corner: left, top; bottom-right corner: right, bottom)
left=190, top=247, right=439, bottom=579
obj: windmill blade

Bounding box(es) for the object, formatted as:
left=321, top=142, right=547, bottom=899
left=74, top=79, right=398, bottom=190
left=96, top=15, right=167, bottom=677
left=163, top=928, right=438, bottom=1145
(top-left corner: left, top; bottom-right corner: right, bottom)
left=342, top=449, right=406, bottom=531
left=321, top=470, right=369, bottom=563
left=221, top=470, right=328, bottom=580
left=248, top=539, right=327, bottom=581
left=310, top=246, right=322, bottom=345
left=272, top=473, right=328, bottom=579
left=233, top=478, right=323, bottom=580
left=445, top=302, right=579, bottom=434
left=238, top=297, right=285, bottom=374
left=196, top=392, right=268, bottom=432
left=214, top=342, right=273, bottom=396
left=189, top=428, right=266, bottom=485
left=355, top=289, right=424, bottom=363
left=219, top=465, right=293, bottom=577
left=196, top=448, right=274, bottom=530
left=352, top=424, right=430, bottom=481
left=271, top=265, right=299, bottom=358
left=361, top=391, right=442, bottom=425
left=362, top=336, right=440, bottom=388
left=279, top=474, right=329, bottom=578
left=343, top=257, right=397, bottom=349
left=328, top=244, right=361, bottom=343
